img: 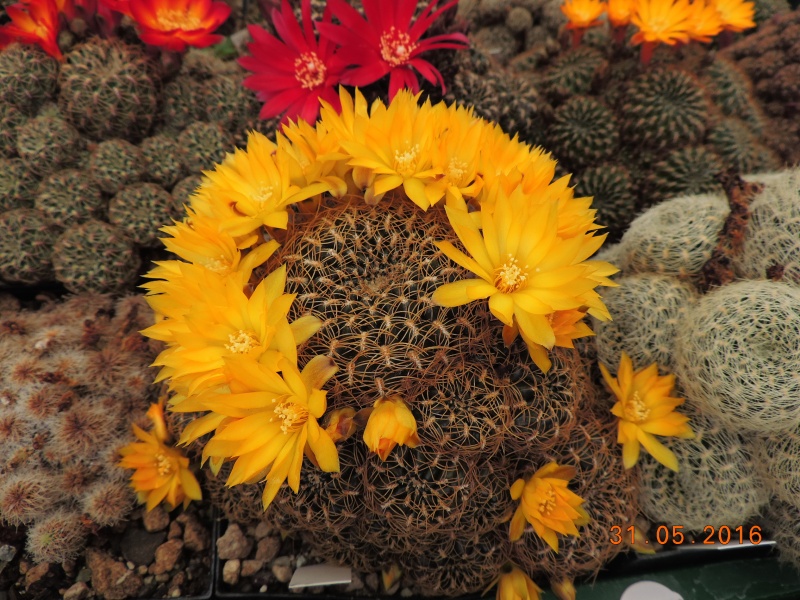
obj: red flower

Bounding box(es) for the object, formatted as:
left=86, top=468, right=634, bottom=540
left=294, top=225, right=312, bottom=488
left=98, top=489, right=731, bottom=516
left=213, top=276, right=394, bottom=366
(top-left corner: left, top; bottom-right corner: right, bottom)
left=99, top=0, right=131, bottom=15
left=0, top=0, right=63, bottom=58
left=238, top=0, right=342, bottom=125
left=128, top=0, right=231, bottom=52
left=316, top=0, right=469, bottom=99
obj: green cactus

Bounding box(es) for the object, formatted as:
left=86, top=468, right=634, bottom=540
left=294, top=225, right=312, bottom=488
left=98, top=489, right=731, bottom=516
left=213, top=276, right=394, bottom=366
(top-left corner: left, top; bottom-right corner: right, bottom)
left=0, top=103, right=26, bottom=158
left=546, top=96, right=620, bottom=170
left=540, top=47, right=608, bottom=102
left=200, top=74, right=262, bottom=134
left=0, top=158, right=41, bottom=211
left=171, top=175, right=203, bottom=208
left=88, top=139, right=146, bottom=194
left=642, top=146, right=724, bottom=204
left=620, top=68, right=709, bottom=151
left=108, top=183, right=181, bottom=247
left=573, top=165, right=636, bottom=243
left=704, top=57, right=763, bottom=133
left=15, top=116, right=83, bottom=177
left=0, top=208, right=58, bottom=284
left=139, top=135, right=185, bottom=189
left=177, top=122, right=233, bottom=174
left=58, top=38, right=158, bottom=141
left=707, top=118, right=780, bottom=174
left=35, top=169, right=105, bottom=227
left=159, top=76, right=204, bottom=135
left=52, top=220, right=141, bottom=294
left=0, top=44, right=59, bottom=115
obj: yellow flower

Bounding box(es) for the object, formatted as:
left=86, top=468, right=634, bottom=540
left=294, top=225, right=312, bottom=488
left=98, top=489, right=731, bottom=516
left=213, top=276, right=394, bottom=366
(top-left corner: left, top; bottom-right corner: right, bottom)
left=195, top=355, right=340, bottom=510
left=509, top=462, right=589, bottom=552
left=599, top=352, right=695, bottom=471
left=561, top=0, right=607, bottom=28
left=631, top=0, right=693, bottom=63
left=550, top=578, right=576, bottom=600
left=607, top=0, right=634, bottom=27
left=145, top=265, right=321, bottom=397
left=339, top=90, right=443, bottom=209
left=118, top=401, right=202, bottom=511
left=191, top=131, right=331, bottom=238
left=362, top=397, right=420, bottom=461
left=711, top=0, right=755, bottom=32
left=429, top=104, right=485, bottom=206
left=431, top=183, right=615, bottom=373
left=485, top=565, right=542, bottom=600
left=686, top=0, right=724, bottom=42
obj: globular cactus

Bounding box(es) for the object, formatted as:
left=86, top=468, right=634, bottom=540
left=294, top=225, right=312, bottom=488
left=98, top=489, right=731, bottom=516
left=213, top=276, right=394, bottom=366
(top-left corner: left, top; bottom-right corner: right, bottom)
left=0, top=295, right=158, bottom=563
left=540, top=47, right=607, bottom=102
left=177, top=122, right=233, bottom=174
left=755, top=430, right=800, bottom=507
left=705, top=57, right=764, bottom=133
left=0, top=209, right=58, bottom=284
left=52, top=220, right=141, bottom=294
left=763, top=501, right=800, bottom=568
left=35, top=169, right=105, bottom=227
left=0, top=104, right=26, bottom=158
left=108, top=183, right=180, bottom=247
left=15, top=116, right=83, bottom=177
left=620, top=68, right=709, bottom=151
left=732, top=169, right=800, bottom=284
left=572, top=165, right=635, bottom=242
left=139, top=135, right=185, bottom=189
left=171, top=175, right=204, bottom=208
left=160, top=76, right=205, bottom=135
left=88, top=139, right=146, bottom=195
left=201, top=74, right=262, bottom=133
left=673, top=280, right=800, bottom=434
left=616, top=193, right=730, bottom=278
left=638, top=400, right=768, bottom=532
left=642, top=146, right=724, bottom=203
left=58, top=38, right=158, bottom=141
left=0, top=158, right=41, bottom=211
left=0, top=44, right=59, bottom=115
left=707, top=118, right=779, bottom=175
left=593, top=274, right=697, bottom=373
left=546, top=97, right=620, bottom=170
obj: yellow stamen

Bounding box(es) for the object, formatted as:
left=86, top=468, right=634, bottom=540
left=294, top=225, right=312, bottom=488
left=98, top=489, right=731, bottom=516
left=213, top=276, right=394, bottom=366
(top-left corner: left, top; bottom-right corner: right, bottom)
left=272, top=399, right=309, bottom=434
left=379, top=27, right=417, bottom=67
left=538, top=488, right=557, bottom=516
left=625, top=390, right=651, bottom=422
left=394, top=145, right=419, bottom=176
left=494, top=255, right=528, bottom=293
left=294, top=51, right=327, bottom=89
left=446, top=158, right=467, bottom=182
left=252, top=185, right=275, bottom=204
left=156, top=9, right=202, bottom=30
left=155, top=452, right=173, bottom=476
left=224, top=330, right=260, bottom=354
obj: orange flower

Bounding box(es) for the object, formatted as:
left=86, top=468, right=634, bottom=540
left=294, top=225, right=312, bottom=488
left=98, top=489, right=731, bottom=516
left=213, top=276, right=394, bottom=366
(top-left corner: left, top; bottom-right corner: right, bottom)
left=362, top=397, right=420, bottom=461
left=686, top=0, right=723, bottom=43
left=118, top=401, right=202, bottom=511
left=561, top=0, right=606, bottom=28
left=607, top=0, right=634, bottom=26
left=1, top=0, right=62, bottom=58
left=129, top=0, right=231, bottom=52
left=509, top=462, right=589, bottom=552
left=711, top=0, right=755, bottom=32
left=487, top=565, right=542, bottom=600
left=630, top=0, right=693, bottom=64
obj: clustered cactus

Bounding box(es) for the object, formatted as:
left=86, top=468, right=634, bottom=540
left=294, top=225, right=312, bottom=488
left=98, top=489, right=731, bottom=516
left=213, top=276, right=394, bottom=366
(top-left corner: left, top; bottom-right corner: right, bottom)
left=593, top=169, right=800, bottom=564
left=0, top=37, right=263, bottom=294
left=0, top=294, right=160, bottom=563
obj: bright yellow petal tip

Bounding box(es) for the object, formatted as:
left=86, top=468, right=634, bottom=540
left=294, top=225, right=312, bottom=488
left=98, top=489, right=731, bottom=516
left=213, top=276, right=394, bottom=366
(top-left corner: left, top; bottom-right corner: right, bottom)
left=362, top=397, right=420, bottom=461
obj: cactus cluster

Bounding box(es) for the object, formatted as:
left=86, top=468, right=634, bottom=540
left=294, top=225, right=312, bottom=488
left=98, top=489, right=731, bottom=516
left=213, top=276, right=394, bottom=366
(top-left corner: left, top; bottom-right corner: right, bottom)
left=0, top=294, right=160, bottom=563
left=593, top=170, right=800, bottom=563
left=724, top=10, right=800, bottom=166
left=0, top=37, right=264, bottom=293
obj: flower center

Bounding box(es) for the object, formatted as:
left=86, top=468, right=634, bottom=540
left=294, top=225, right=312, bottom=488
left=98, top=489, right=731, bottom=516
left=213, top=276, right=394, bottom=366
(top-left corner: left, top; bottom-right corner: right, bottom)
left=494, top=255, right=528, bottom=293
left=251, top=184, right=275, bottom=204
left=203, top=255, right=231, bottom=274
left=155, top=452, right=173, bottom=476
left=156, top=8, right=202, bottom=31
left=538, top=487, right=557, bottom=516
left=224, top=330, right=260, bottom=354
left=380, top=27, right=417, bottom=67
left=271, top=397, right=309, bottom=434
left=625, top=390, right=651, bottom=422
left=394, top=144, right=419, bottom=176
left=446, top=158, right=467, bottom=183
left=294, top=51, right=327, bottom=90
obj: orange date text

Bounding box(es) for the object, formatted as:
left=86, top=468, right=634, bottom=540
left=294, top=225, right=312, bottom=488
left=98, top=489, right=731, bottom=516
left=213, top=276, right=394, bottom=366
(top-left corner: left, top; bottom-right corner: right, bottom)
left=609, top=525, right=763, bottom=546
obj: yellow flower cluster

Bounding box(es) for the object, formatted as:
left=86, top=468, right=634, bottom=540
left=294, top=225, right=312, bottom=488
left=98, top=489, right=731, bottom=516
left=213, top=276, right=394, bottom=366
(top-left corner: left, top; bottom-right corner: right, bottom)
left=561, top=0, right=755, bottom=62
left=142, top=87, right=615, bottom=509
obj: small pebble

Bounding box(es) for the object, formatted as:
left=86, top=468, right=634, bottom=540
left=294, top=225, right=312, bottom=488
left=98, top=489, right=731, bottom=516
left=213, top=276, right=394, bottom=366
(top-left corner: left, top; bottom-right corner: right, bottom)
left=255, top=536, right=281, bottom=562
left=223, top=559, right=241, bottom=586
left=170, top=589, right=181, bottom=598
left=271, top=556, right=293, bottom=583
left=401, top=587, right=414, bottom=597
left=296, top=555, right=307, bottom=568
left=137, top=566, right=148, bottom=576
left=167, top=521, right=182, bottom=540
left=240, top=559, right=264, bottom=578
left=126, top=561, right=135, bottom=570
left=259, top=585, right=268, bottom=593
left=142, top=506, right=170, bottom=532
left=254, top=521, right=272, bottom=539
left=155, top=574, right=170, bottom=583
left=366, top=573, right=379, bottom=592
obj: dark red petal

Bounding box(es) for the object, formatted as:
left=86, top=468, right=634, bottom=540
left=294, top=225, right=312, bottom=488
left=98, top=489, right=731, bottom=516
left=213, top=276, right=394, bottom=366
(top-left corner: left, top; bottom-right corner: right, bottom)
left=339, top=60, right=389, bottom=86
left=139, top=29, right=188, bottom=51
left=388, top=67, right=420, bottom=100
left=409, top=57, right=443, bottom=90
left=409, top=0, right=460, bottom=39
left=324, top=0, right=380, bottom=46
left=259, top=86, right=306, bottom=119
left=129, top=0, right=158, bottom=26
left=361, top=0, right=389, bottom=33
left=273, top=0, right=311, bottom=53
left=393, top=0, right=417, bottom=30
left=203, top=2, right=231, bottom=28
left=241, top=72, right=298, bottom=91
